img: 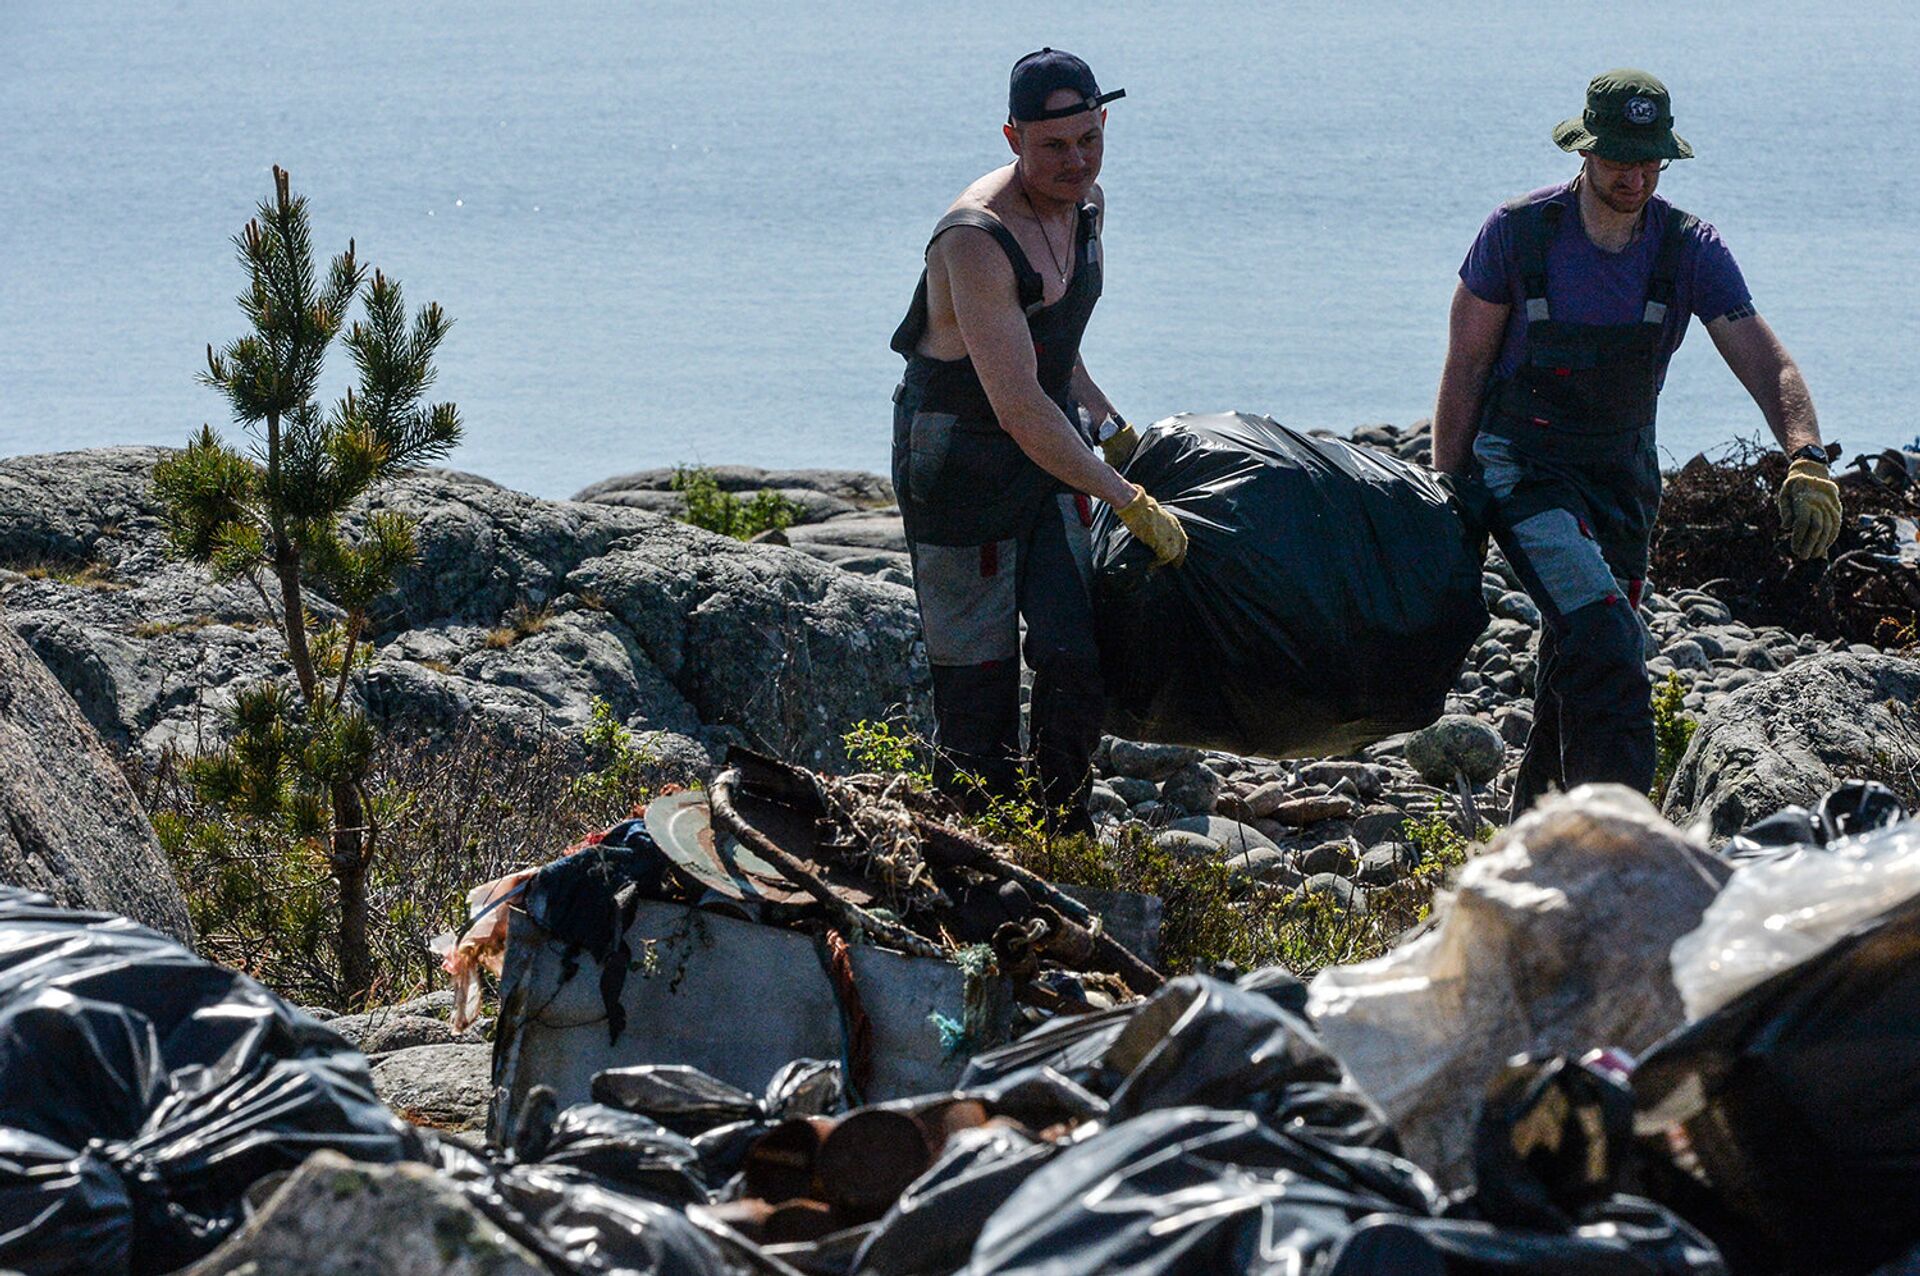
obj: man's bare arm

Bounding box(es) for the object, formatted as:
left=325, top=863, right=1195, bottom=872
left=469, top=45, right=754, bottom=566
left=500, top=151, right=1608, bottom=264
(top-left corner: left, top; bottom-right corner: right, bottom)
left=941, top=228, right=1134, bottom=507
left=1070, top=356, right=1117, bottom=426
left=1431, top=283, right=1511, bottom=475
left=1707, top=309, right=1822, bottom=454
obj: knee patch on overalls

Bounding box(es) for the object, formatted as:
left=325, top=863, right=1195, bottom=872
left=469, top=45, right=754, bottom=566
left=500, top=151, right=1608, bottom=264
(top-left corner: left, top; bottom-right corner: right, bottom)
left=911, top=540, right=1019, bottom=666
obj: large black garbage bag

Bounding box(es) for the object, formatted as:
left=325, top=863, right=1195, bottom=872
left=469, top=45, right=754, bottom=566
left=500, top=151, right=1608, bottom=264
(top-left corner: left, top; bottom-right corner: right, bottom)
left=1324, top=1200, right=1727, bottom=1276
left=0, top=888, right=425, bottom=1276
left=969, top=1106, right=1440, bottom=1275
left=1633, top=886, right=1920, bottom=1274
left=962, top=975, right=1395, bottom=1151
left=1092, top=412, right=1487, bottom=757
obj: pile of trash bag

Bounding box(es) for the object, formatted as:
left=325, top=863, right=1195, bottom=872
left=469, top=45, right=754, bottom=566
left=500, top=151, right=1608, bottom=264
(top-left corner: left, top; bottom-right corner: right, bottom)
left=1092, top=411, right=1488, bottom=758
left=18, top=778, right=1920, bottom=1274
left=0, top=886, right=431, bottom=1274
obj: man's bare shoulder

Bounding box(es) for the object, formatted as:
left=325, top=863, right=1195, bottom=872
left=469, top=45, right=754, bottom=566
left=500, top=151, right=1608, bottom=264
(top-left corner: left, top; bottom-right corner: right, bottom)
left=927, top=220, right=1015, bottom=288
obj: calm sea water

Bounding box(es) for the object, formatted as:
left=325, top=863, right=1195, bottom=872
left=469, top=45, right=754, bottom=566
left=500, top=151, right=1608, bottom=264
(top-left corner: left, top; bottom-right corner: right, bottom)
left=3, top=2, right=1915, bottom=498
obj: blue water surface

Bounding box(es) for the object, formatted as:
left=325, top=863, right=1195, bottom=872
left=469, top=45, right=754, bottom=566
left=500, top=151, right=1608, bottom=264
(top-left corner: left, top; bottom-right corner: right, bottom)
left=1, top=1, right=1913, bottom=496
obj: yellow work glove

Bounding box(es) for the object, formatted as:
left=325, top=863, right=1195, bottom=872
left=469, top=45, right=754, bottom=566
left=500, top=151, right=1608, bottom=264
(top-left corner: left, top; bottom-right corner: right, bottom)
left=1100, top=421, right=1141, bottom=469
left=1116, top=484, right=1188, bottom=567
left=1776, top=457, right=1842, bottom=560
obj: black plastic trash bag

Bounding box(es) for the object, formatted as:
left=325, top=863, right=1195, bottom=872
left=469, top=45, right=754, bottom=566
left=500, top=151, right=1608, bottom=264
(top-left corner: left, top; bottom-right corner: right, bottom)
left=1633, top=887, right=1920, bottom=1274
left=1092, top=412, right=1487, bottom=758
left=1324, top=1200, right=1727, bottom=1276
left=0, top=888, right=425, bottom=1276
left=970, top=1106, right=1441, bottom=1275
left=1722, top=779, right=1908, bottom=865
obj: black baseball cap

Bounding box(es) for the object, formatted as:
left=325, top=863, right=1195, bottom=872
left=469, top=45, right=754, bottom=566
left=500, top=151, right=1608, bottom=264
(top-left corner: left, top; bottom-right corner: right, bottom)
left=1008, top=48, right=1125, bottom=123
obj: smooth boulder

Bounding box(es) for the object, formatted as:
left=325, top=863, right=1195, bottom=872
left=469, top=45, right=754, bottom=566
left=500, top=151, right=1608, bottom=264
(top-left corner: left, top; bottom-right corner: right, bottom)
left=1664, top=652, right=1920, bottom=838
left=0, top=619, right=191, bottom=940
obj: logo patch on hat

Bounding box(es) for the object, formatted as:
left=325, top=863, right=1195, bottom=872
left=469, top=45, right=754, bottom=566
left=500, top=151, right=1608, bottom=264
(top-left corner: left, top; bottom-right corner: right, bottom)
left=1624, top=95, right=1658, bottom=125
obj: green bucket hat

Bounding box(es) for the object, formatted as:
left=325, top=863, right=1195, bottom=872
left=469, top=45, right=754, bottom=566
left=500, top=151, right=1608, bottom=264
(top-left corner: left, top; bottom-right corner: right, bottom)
left=1553, top=69, right=1694, bottom=163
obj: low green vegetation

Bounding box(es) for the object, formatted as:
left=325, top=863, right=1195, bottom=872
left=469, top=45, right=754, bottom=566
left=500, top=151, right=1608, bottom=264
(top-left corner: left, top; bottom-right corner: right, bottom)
left=143, top=699, right=669, bottom=1008
left=1651, top=671, right=1698, bottom=805
left=845, top=721, right=1485, bottom=979
left=672, top=466, right=802, bottom=540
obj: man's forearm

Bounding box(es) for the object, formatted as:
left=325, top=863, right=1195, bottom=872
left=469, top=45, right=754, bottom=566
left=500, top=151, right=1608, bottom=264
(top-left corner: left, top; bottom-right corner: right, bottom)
left=1071, top=357, right=1117, bottom=424
left=1755, top=360, right=1822, bottom=455
left=1431, top=357, right=1492, bottom=475
left=1005, top=400, right=1135, bottom=507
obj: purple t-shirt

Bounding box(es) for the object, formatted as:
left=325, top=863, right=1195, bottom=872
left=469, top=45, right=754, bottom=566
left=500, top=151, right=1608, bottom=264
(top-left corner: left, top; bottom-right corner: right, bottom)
left=1460, top=181, right=1752, bottom=386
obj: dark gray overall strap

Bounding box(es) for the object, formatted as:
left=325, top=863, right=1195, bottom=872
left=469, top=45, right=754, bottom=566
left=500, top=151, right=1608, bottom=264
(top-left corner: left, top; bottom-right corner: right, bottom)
left=929, top=209, right=1046, bottom=315
left=1642, top=206, right=1696, bottom=325
left=1508, top=195, right=1563, bottom=324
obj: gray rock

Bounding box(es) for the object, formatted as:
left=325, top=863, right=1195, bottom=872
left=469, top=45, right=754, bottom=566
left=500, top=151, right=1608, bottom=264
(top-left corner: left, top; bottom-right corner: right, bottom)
left=1296, top=761, right=1386, bottom=801
left=183, top=1150, right=548, bottom=1275
left=1664, top=653, right=1920, bottom=838
left=1495, top=706, right=1533, bottom=746
left=369, top=1042, right=493, bottom=1132
left=782, top=513, right=909, bottom=554
left=1087, top=784, right=1129, bottom=820
left=1131, top=800, right=1179, bottom=826
left=1404, top=715, right=1506, bottom=787
left=1300, top=873, right=1366, bottom=914
left=1165, top=815, right=1281, bottom=857
left=573, top=465, right=893, bottom=507
left=1736, top=643, right=1779, bottom=671
left=1243, top=780, right=1291, bottom=818
left=1662, top=638, right=1710, bottom=672
left=0, top=449, right=932, bottom=771
left=1493, top=591, right=1541, bottom=627
left=0, top=619, right=191, bottom=939
left=1350, top=806, right=1409, bottom=846
left=1219, top=845, right=1297, bottom=883
left=1108, top=739, right=1204, bottom=782
left=329, top=1012, right=461, bottom=1054
left=1108, top=776, right=1158, bottom=806
left=1160, top=762, right=1224, bottom=815
left=1296, top=841, right=1358, bottom=876
left=1356, top=842, right=1418, bottom=886
left=1266, top=795, right=1358, bottom=826
left=1152, top=828, right=1222, bottom=860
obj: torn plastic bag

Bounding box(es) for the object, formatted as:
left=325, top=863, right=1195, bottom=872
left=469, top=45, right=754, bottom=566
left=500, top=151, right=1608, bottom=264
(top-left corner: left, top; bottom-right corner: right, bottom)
left=1102, top=976, right=1397, bottom=1148
left=852, top=1123, right=1065, bottom=1276
left=970, top=1106, right=1441, bottom=1275
left=1635, top=888, right=1920, bottom=1274
left=1092, top=412, right=1487, bottom=757
left=0, top=888, right=425, bottom=1276
left=1720, top=780, right=1906, bottom=867
left=594, top=1059, right=845, bottom=1136
left=1324, top=1200, right=1727, bottom=1276
left=1469, top=1055, right=1637, bottom=1233
left=1672, top=799, right=1920, bottom=1020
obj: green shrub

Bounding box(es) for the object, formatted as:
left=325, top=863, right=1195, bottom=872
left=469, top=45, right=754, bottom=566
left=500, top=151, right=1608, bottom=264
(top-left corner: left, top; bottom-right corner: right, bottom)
left=137, top=701, right=684, bottom=1010
left=1651, top=671, right=1698, bottom=805
left=672, top=466, right=802, bottom=540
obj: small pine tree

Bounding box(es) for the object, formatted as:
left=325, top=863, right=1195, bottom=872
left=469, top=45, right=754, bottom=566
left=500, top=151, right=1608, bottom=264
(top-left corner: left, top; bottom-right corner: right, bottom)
left=154, top=166, right=460, bottom=1001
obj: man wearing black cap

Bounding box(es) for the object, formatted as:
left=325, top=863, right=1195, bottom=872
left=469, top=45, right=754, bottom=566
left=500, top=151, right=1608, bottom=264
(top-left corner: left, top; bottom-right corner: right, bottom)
left=889, top=49, right=1185, bottom=832
left=1432, top=68, right=1842, bottom=817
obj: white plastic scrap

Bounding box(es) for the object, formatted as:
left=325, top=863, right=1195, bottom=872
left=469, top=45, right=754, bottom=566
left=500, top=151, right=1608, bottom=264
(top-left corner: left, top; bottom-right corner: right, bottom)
left=1670, top=819, right=1920, bottom=1021
left=1307, top=784, right=1728, bottom=1187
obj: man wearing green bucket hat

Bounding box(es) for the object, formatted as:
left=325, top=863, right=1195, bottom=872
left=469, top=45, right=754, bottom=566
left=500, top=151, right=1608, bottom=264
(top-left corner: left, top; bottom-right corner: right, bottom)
left=1431, top=68, right=1841, bottom=818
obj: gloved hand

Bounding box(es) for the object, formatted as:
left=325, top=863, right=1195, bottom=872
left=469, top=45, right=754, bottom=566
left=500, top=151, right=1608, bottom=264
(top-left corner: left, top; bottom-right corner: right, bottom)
left=1776, top=457, right=1842, bottom=559
left=1100, top=421, right=1141, bottom=469
left=1116, top=484, right=1188, bottom=567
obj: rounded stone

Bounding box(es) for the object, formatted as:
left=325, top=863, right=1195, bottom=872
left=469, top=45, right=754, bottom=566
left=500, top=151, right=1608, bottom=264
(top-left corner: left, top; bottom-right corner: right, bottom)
left=1663, top=638, right=1711, bottom=672
left=1165, top=815, right=1282, bottom=857
left=1160, top=762, right=1225, bottom=816
left=1109, top=776, right=1159, bottom=806
left=1109, top=739, right=1205, bottom=782
left=1300, top=873, right=1367, bottom=915
left=1152, top=829, right=1221, bottom=860
left=1295, top=841, right=1358, bottom=876
left=1404, top=714, right=1507, bottom=786
left=1088, top=784, right=1129, bottom=820
left=1356, top=842, right=1418, bottom=886
left=1493, top=591, right=1541, bottom=627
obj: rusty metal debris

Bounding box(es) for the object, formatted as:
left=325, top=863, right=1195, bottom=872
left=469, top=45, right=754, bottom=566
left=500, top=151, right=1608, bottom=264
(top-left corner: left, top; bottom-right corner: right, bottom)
left=697, top=748, right=1165, bottom=1000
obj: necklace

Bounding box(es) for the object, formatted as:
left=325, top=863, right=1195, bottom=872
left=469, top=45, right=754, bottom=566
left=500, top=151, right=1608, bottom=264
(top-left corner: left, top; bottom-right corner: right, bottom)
left=1017, top=174, right=1072, bottom=285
